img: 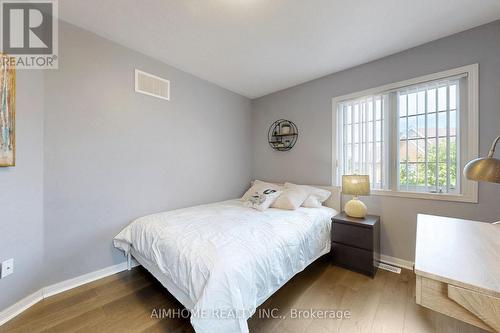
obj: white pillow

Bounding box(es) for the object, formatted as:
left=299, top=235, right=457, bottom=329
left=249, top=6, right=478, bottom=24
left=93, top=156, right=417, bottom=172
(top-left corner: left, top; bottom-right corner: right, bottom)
left=298, top=185, right=332, bottom=208
left=272, top=183, right=311, bottom=210
left=241, top=180, right=283, bottom=202
left=244, top=189, right=282, bottom=211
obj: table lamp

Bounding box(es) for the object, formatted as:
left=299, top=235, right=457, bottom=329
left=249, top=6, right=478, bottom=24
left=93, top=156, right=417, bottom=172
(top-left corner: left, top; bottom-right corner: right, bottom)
left=342, top=175, right=370, bottom=218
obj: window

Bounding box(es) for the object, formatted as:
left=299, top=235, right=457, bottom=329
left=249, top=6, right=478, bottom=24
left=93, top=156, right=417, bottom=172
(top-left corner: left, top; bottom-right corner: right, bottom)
left=340, top=94, right=388, bottom=190
left=333, top=65, right=478, bottom=202
left=397, top=80, right=458, bottom=194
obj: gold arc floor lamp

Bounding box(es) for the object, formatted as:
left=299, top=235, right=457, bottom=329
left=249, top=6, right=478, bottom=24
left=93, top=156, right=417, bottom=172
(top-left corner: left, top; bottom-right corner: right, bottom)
left=463, top=135, right=500, bottom=225
left=463, top=135, right=500, bottom=184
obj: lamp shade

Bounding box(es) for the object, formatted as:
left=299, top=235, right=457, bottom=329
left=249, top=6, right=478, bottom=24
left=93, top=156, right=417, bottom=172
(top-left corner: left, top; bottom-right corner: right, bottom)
left=463, top=135, right=500, bottom=184
left=464, top=158, right=500, bottom=183
left=342, top=175, right=370, bottom=196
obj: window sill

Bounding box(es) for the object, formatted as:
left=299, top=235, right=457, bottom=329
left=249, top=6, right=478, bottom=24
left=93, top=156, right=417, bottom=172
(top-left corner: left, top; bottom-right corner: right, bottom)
left=370, top=189, right=478, bottom=203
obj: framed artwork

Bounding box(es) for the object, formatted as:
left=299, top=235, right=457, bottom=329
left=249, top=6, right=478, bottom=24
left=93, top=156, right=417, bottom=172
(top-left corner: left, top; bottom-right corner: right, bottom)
left=0, top=54, right=16, bottom=167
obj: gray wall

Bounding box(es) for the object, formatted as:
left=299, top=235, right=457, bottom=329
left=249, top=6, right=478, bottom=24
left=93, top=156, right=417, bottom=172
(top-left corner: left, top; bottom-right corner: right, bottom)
left=252, top=21, right=500, bottom=262
left=41, top=22, right=252, bottom=285
left=0, top=71, right=45, bottom=310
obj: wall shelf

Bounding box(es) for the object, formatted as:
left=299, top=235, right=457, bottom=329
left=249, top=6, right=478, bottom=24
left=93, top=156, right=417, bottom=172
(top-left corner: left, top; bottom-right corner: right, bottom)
left=268, top=119, right=299, bottom=151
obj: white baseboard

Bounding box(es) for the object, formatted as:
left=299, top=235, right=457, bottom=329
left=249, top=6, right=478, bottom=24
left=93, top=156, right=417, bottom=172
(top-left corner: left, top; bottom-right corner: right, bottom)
left=43, top=259, right=139, bottom=298
left=0, top=259, right=139, bottom=327
left=0, top=290, right=44, bottom=326
left=379, top=254, right=414, bottom=271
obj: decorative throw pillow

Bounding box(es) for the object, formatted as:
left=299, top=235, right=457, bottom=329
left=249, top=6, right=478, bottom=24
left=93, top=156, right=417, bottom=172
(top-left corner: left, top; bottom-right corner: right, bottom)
left=241, top=180, right=283, bottom=202
left=271, top=183, right=311, bottom=210
left=289, top=183, right=332, bottom=208
left=244, top=189, right=283, bottom=211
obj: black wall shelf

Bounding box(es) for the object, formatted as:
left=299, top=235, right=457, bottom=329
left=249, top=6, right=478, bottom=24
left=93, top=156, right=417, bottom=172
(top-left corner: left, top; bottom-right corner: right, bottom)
left=268, top=119, right=298, bottom=151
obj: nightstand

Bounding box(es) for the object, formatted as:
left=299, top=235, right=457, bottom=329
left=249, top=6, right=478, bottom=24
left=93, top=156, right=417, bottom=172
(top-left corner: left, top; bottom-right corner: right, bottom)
left=331, top=212, right=380, bottom=278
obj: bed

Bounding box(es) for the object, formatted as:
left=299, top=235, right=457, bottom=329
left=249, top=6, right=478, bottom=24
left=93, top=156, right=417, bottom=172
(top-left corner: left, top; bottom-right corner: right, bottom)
left=114, top=185, right=341, bottom=333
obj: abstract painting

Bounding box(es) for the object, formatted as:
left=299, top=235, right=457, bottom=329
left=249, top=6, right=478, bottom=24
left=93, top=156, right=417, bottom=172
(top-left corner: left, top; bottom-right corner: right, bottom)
left=0, top=54, right=16, bottom=167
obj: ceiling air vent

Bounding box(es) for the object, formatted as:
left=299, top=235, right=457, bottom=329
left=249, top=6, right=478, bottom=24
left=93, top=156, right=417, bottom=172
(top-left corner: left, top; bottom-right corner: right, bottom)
left=135, top=69, right=170, bottom=101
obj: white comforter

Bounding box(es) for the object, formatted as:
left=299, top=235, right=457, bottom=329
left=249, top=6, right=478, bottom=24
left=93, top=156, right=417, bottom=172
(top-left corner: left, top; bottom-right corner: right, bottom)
left=114, top=199, right=336, bottom=333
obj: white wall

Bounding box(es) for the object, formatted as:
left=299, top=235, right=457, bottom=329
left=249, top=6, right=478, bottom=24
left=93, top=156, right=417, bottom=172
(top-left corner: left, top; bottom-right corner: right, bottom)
left=252, top=20, right=500, bottom=262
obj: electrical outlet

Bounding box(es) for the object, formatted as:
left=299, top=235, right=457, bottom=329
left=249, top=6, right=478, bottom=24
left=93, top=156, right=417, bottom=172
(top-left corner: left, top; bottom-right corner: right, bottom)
left=1, top=258, right=14, bottom=278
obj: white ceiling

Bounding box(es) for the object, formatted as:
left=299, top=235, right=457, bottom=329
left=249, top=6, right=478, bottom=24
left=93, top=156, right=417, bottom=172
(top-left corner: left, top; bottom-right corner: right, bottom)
left=59, top=0, right=500, bottom=99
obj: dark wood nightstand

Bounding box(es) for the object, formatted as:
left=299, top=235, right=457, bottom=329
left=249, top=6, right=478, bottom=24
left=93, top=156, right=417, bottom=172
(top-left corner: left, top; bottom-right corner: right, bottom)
left=331, top=212, right=380, bottom=278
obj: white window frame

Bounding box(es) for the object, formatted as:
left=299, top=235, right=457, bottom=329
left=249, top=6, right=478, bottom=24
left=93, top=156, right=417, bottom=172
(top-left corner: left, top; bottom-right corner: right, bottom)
left=332, top=64, right=478, bottom=203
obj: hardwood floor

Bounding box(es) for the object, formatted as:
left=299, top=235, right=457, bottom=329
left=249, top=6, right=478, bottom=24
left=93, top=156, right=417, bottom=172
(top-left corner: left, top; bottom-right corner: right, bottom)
left=0, top=257, right=488, bottom=333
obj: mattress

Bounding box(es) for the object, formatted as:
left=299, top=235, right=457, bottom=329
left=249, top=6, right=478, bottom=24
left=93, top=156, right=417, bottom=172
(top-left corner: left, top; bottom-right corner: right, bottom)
left=114, top=199, right=337, bottom=333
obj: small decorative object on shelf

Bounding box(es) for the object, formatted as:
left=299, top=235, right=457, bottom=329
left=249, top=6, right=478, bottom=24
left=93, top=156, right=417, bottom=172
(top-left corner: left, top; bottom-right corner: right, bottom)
left=268, top=119, right=298, bottom=151
left=281, top=123, right=291, bottom=135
